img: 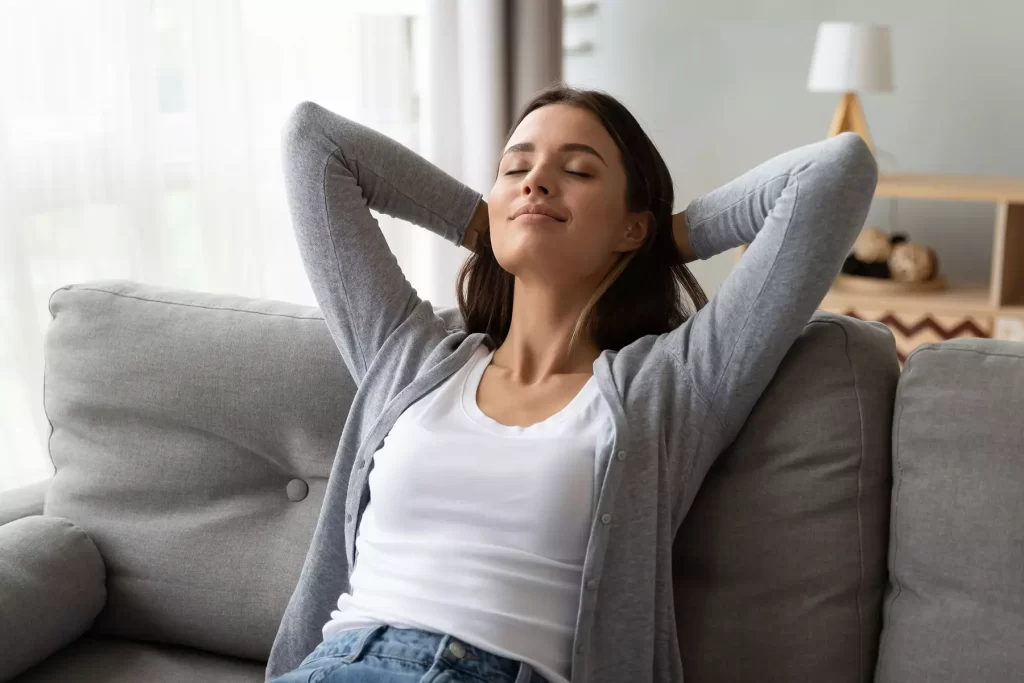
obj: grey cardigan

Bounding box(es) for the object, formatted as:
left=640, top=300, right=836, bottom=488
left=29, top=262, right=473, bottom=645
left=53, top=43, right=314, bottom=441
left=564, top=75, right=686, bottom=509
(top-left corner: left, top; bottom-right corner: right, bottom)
left=266, top=101, right=878, bottom=682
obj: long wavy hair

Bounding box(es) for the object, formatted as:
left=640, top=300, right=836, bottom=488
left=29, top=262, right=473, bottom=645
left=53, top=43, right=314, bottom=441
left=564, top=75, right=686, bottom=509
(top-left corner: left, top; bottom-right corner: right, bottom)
left=457, top=84, right=707, bottom=353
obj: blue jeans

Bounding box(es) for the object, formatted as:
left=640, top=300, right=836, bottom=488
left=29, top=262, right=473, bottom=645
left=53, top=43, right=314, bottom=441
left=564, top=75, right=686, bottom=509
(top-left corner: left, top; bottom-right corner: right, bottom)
left=268, top=625, right=549, bottom=683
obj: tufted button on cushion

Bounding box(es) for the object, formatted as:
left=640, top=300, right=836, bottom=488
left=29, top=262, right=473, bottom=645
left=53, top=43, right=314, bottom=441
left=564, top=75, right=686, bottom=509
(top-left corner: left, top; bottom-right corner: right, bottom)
left=286, top=479, right=309, bottom=502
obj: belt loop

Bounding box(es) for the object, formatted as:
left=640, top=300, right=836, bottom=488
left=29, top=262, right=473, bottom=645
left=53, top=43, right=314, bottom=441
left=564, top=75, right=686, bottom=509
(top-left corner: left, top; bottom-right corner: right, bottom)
left=340, top=624, right=387, bottom=663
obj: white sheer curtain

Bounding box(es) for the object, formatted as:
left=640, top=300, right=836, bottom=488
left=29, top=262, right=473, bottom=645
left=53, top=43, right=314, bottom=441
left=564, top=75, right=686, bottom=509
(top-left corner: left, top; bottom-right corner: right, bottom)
left=0, top=0, right=561, bottom=493
left=0, top=0, right=426, bottom=492
left=418, top=0, right=563, bottom=298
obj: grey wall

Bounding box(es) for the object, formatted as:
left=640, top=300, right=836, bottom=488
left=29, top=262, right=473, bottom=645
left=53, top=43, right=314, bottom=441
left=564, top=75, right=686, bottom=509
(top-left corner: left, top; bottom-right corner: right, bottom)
left=564, top=3, right=1024, bottom=294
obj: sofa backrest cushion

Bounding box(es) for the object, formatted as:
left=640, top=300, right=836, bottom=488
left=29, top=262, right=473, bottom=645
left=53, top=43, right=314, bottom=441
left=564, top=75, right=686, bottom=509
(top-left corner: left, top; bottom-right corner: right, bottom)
left=674, top=312, right=900, bottom=683
left=43, top=281, right=354, bottom=662
left=874, top=339, right=1024, bottom=683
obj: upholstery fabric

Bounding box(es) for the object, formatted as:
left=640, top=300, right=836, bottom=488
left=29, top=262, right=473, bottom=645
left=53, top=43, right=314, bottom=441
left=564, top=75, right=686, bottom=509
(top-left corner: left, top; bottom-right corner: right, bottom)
left=875, top=339, right=1024, bottom=682
left=10, top=636, right=265, bottom=683
left=42, top=281, right=355, bottom=662
left=675, top=314, right=899, bottom=682
left=0, top=480, right=50, bottom=526
left=0, top=515, right=106, bottom=680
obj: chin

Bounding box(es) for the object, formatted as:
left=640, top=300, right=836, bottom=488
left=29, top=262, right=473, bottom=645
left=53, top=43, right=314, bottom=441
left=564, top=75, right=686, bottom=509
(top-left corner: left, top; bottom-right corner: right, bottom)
left=496, top=248, right=579, bottom=284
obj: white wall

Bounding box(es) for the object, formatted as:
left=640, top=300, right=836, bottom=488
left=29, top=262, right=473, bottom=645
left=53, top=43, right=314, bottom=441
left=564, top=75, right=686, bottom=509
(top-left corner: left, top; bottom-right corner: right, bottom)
left=564, top=3, right=1024, bottom=294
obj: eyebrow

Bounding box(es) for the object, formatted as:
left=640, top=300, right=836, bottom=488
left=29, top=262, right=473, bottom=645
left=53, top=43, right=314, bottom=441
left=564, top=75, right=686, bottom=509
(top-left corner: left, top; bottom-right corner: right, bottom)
left=501, top=141, right=607, bottom=166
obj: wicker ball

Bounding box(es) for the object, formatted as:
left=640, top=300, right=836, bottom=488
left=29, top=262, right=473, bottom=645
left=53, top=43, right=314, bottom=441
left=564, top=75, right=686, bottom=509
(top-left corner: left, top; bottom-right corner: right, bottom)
left=889, top=242, right=938, bottom=282
left=853, top=226, right=892, bottom=263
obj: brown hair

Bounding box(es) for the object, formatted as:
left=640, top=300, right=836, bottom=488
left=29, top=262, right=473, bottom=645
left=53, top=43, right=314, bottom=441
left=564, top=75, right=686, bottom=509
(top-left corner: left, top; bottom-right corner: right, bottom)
left=456, top=84, right=707, bottom=353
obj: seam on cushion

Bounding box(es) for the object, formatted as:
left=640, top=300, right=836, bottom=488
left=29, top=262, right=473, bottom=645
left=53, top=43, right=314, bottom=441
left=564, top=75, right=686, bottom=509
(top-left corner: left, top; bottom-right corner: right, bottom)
left=69, top=287, right=325, bottom=321
left=62, top=519, right=103, bottom=558
left=836, top=319, right=866, bottom=683
left=878, top=354, right=908, bottom=670
left=42, top=320, right=57, bottom=490
left=703, top=173, right=800, bottom=429
left=908, top=343, right=1024, bottom=363
left=323, top=145, right=368, bottom=377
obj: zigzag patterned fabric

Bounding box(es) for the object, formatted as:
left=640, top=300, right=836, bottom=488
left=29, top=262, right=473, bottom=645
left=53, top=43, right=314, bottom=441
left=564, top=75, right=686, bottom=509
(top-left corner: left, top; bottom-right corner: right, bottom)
left=839, top=309, right=991, bottom=363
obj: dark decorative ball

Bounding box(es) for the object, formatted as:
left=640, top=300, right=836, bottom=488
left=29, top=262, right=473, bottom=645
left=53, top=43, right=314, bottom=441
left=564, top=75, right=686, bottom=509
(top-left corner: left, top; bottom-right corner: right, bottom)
left=841, top=254, right=862, bottom=275
left=842, top=253, right=891, bottom=279
left=861, top=261, right=891, bottom=279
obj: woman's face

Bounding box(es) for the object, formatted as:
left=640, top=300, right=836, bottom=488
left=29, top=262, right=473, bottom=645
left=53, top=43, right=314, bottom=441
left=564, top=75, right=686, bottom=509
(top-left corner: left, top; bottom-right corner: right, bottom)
left=488, top=103, right=647, bottom=288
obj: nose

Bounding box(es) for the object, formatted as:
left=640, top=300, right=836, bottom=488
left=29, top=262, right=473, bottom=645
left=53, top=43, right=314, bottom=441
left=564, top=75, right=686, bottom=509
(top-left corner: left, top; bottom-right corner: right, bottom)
left=521, top=169, right=550, bottom=196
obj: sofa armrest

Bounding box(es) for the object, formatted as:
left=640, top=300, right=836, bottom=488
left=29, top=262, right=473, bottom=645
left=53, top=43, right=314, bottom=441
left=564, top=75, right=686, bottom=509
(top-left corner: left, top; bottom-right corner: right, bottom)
left=0, top=480, right=51, bottom=527
left=0, top=516, right=106, bottom=681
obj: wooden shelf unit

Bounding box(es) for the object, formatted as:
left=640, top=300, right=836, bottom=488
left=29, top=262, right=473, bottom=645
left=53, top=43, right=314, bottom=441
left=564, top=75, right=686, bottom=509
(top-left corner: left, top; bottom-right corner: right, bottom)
left=817, top=172, right=1024, bottom=359
left=868, top=173, right=1024, bottom=311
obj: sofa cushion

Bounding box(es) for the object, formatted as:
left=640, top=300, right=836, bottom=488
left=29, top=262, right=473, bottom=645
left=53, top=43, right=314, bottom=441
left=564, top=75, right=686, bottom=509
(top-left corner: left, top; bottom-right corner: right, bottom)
left=875, top=339, right=1024, bottom=682
left=0, top=479, right=50, bottom=526
left=42, top=281, right=355, bottom=663
left=674, top=312, right=900, bottom=683
left=0, top=515, right=106, bottom=681
left=10, top=635, right=265, bottom=683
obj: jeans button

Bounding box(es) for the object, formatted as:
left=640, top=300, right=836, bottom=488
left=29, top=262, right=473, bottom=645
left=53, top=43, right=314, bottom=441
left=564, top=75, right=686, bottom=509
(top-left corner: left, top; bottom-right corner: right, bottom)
left=449, top=641, right=466, bottom=658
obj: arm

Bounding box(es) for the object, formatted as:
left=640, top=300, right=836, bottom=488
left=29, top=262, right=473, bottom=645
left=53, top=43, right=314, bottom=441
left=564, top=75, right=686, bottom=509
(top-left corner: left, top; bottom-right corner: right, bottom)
left=281, top=101, right=483, bottom=384
left=661, top=132, right=877, bottom=487
left=462, top=200, right=490, bottom=253
left=672, top=211, right=698, bottom=263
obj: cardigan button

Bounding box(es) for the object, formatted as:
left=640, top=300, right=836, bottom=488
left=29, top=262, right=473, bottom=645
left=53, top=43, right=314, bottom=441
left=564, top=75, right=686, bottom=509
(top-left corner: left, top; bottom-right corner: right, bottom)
left=586, top=579, right=599, bottom=591
left=616, top=450, right=627, bottom=461
left=346, top=513, right=353, bottom=522
left=600, top=513, right=612, bottom=524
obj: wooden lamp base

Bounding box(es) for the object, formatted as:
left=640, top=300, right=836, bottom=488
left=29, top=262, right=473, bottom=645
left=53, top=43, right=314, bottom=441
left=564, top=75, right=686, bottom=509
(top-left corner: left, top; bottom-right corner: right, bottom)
left=829, top=92, right=875, bottom=153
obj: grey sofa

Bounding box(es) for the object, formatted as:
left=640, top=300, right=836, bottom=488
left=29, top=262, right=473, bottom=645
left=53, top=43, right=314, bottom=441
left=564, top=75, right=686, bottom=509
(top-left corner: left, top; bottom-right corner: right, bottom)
left=1, top=280, right=1022, bottom=683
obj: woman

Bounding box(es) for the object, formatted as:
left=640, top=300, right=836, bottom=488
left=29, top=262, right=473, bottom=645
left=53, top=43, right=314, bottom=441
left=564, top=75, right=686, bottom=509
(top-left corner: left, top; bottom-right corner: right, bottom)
left=266, top=85, right=877, bottom=683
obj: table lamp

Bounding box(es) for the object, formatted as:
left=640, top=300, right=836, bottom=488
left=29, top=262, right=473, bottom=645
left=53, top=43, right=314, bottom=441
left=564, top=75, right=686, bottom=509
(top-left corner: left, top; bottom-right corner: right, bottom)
left=807, top=22, right=892, bottom=153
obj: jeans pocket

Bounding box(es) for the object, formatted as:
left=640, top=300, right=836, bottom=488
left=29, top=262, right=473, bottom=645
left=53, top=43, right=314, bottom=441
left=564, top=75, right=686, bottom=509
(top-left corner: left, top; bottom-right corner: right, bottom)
left=302, top=626, right=385, bottom=667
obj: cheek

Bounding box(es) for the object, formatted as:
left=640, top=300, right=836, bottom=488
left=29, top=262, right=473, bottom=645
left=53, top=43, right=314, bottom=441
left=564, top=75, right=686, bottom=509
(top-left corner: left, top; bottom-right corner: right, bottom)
left=565, top=186, right=624, bottom=246
left=486, top=183, right=518, bottom=266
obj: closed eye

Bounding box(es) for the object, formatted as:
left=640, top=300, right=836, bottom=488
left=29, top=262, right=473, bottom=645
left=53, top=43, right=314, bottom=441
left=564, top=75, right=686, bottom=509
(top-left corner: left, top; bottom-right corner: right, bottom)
left=504, top=169, right=591, bottom=177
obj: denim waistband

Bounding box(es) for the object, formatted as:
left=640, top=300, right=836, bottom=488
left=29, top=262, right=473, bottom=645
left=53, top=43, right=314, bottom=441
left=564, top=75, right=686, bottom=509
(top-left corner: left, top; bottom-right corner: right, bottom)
left=312, top=624, right=546, bottom=683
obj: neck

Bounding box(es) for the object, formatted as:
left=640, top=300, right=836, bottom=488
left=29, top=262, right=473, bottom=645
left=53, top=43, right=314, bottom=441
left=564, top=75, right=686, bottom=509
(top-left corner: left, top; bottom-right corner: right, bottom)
left=492, top=276, right=601, bottom=383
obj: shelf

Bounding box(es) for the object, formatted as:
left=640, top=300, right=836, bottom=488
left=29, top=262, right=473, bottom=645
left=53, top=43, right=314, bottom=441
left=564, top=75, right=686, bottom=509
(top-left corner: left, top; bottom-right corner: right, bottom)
left=821, top=282, right=1024, bottom=317
left=876, top=173, right=1024, bottom=204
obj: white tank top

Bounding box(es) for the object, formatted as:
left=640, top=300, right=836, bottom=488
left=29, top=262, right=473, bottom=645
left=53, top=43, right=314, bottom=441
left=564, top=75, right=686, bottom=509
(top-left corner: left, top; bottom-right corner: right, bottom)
left=322, top=344, right=614, bottom=683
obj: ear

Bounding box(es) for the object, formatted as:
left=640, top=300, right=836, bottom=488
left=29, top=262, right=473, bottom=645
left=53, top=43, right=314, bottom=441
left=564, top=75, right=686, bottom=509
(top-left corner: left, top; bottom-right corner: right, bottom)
left=612, top=210, right=651, bottom=253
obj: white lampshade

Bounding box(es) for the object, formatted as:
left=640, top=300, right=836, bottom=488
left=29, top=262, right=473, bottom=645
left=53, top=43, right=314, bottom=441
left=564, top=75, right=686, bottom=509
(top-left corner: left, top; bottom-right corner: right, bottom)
left=807, top=22, right=893, bottom=93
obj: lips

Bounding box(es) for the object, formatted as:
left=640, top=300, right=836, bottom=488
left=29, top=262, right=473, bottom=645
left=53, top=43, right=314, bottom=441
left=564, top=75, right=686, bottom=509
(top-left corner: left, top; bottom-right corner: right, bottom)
left=511, top=204, right=568, bottom=221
